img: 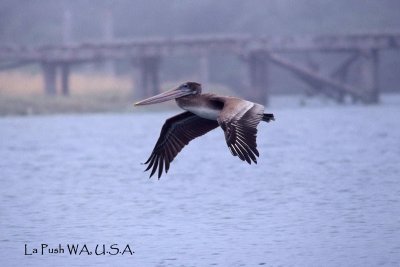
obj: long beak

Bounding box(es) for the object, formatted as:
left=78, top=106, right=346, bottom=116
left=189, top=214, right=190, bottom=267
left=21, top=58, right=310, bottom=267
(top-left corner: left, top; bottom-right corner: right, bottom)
left=134, top=87, right=192, bottom=106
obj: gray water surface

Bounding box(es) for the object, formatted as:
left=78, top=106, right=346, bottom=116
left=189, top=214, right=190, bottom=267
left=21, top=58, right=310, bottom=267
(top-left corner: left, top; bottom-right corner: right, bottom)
left=1, top=102, right=400, bottom=266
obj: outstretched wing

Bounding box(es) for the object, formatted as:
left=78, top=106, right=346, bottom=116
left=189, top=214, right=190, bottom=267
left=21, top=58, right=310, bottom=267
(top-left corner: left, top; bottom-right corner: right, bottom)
left=144, top=111, right=219, bottom=179
left=216, top=98, right=265, bottom=164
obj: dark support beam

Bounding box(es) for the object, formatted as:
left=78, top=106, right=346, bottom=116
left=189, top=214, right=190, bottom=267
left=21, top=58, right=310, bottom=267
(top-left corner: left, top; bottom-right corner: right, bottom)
left=140, top=58, right=149, bottom=96
left=199, top=52, right=209, bottom=87
left=297, top=74, right=340, bottom=100
left=332, top=70, right=347, bottom=103
left=302, top=53, right=321, bottom=97
left=133, top=56, right=161, bottom=99
left=61, top=63, right=70, bottom=96
left=303, top=53, right=359, bottom=103
left=41, top=62, right=57, bottom=96
left=247, top=50, right=269, bottom=105
left=330, top=53, right=359, bottom=103
left=131, top=59, right=144, bottom=100
left=268, top=52, right=366, bottom=101
left=359, top=50, right=379, bottom=103
left=148, top=56, right=161, bottom=96
left=331, top=53, right=359, bottom=79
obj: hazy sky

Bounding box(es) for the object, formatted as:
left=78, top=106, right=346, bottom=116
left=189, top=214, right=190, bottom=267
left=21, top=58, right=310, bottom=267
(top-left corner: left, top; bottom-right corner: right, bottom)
left=0, top=0, right=399, bottom=44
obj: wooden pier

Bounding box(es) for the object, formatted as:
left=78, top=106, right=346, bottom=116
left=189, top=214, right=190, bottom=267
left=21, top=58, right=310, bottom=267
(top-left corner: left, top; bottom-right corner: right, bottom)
left=1, top=33, right=399, bottom=104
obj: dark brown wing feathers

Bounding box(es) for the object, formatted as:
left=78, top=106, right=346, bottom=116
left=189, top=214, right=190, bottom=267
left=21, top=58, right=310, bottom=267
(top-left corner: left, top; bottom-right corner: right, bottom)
left=144, top=111, right=219, bottom=178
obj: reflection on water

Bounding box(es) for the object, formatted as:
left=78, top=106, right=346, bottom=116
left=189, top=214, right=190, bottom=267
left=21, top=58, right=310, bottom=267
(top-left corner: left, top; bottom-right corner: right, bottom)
left=1, top=99, right=400, bottom=266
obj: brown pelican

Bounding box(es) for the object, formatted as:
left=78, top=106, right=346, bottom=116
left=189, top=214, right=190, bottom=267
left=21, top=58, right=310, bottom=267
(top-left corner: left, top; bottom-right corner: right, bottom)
left=135, top=82, right=274, bottom=179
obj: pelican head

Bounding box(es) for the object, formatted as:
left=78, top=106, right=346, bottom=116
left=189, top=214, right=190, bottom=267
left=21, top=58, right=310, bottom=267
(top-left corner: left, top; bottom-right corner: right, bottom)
left=134, top=82, right=202, bottom=106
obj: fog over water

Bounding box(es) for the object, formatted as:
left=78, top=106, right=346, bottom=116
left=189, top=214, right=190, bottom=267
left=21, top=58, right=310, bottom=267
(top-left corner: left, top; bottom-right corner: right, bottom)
left=1, top=96, right=399, bottom=266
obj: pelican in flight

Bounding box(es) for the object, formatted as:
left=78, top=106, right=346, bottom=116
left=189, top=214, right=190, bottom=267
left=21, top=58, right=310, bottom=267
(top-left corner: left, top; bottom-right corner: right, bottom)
left=135, top=82, right=274, bottom=179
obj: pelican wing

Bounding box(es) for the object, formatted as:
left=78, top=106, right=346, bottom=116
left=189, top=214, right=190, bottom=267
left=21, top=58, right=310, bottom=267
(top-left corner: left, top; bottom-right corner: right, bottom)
left=216, top=97, right=265, bottom=164
left=144, top=111, right=219, bottom=178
